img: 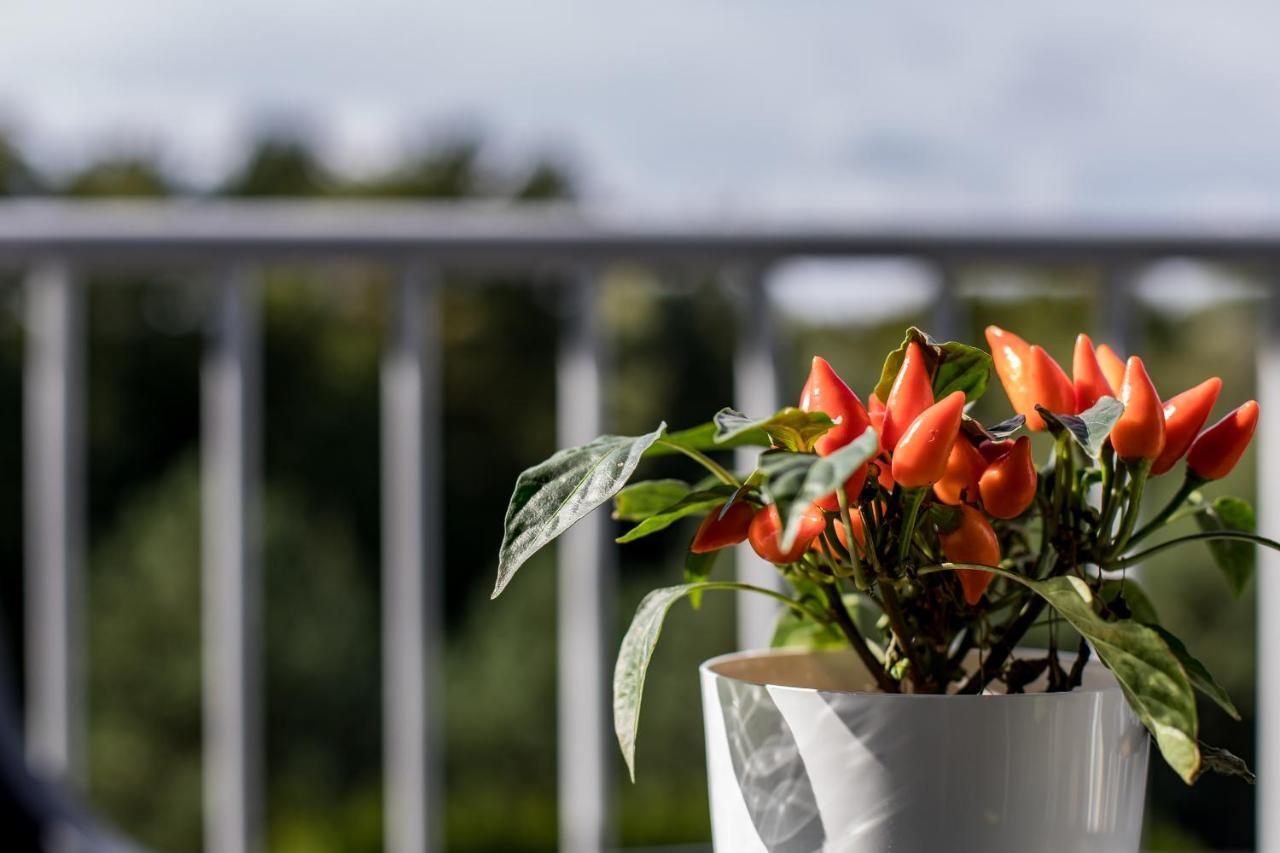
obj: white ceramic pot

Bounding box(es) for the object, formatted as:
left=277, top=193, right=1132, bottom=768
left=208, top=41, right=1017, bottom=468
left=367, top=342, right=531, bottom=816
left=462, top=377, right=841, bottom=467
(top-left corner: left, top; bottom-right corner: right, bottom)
left=701, top=648, right=1149, bottom=853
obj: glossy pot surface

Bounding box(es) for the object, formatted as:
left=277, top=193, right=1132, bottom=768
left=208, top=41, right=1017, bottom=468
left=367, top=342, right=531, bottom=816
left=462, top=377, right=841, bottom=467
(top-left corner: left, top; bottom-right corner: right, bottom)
left=701, top=648, right=1149, bottom=853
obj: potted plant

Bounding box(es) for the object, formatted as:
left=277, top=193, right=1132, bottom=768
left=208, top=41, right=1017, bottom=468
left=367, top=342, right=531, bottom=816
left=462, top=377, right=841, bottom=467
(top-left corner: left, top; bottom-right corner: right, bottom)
left=493, top=325, right=1268, bottom=852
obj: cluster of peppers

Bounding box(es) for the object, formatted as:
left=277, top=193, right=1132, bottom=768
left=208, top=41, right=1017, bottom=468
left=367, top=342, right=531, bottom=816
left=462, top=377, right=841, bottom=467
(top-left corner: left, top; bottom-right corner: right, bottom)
left=680, top=326, right=1259, bottom=694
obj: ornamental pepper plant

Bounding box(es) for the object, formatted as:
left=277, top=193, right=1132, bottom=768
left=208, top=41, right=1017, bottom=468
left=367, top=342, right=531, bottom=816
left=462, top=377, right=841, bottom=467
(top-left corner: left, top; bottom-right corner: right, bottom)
left=493, top=325, right=1273, bottom=786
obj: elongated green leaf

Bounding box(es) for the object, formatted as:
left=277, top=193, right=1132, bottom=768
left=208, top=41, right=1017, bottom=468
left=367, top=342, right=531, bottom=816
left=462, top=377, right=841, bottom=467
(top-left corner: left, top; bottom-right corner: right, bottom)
left=615, top=582, right=783, bottom=779
left=924, top=563, right=1200, bottom=783
left=612, top=479, right=692, bottom=521
left=494, top=424, right=665, bottom=597
left=643, top=421, right=774, bottom=457
left=760, top=428, right=879, bottom=550
left=1099, top=578, right=1160, bottom=624
left=1036, top=396, right=1124, bottom=458
left=1147, top=624, right=1241, bottom=720
left=1196, top=496, right=1256, bottom=595
left=713, top=407, right=833, bottom=453
left=874, top=326, right=992, bottom=404
left=615, top=486, right=737, bottom=543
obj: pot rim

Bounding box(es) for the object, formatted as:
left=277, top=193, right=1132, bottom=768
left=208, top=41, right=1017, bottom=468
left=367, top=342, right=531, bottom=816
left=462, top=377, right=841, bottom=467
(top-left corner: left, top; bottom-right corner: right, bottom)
left=701, top=646, right=1122, bottom=700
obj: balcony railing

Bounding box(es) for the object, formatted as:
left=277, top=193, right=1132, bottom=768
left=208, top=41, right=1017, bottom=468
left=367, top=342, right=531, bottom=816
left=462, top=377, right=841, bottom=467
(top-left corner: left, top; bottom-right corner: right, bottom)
left=1, top=200, right=1278, bottom=852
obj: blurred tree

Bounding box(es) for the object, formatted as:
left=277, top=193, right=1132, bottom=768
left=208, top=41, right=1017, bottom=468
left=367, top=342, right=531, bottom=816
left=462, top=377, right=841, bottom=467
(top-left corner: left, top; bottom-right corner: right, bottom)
left=0, top=133, right=43, bottom=195
left=64, top=157, right=173, bottom=197
left=223, top=136, right=332, bottom=197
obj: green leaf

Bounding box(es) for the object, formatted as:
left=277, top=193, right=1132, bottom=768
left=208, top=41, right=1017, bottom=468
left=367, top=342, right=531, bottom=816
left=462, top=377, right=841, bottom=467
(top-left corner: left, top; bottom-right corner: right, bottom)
left=614, top=581, right=808, bottom=780
left=493, top=424, right=665, bottom=598
left=1195, top=741, right=1255, bottom=784
left=683, top=548, right=720, bottom=610
left=614, top=486, right=737, bottom=543
left=1036, top=396, right=1124, bottom=458
left=963, top=413, right=1025, bottom=443
left=644, top=421, right=774, bottom=457
left=612, top=479, right=692, bottom=522
left=771, top=604, right=847, bottom=650
left=712, top=407, right=834, bottom=453
left=1196, top=496, right=1256, bottom=595
left=923, top=564, right=1201, bottom=783
left=874, top=326, right=992, bottom=405
left=1027, top=576, right=1199, bottom=783
left=1098, top=578, right=1160, bottom=624
left=1147, top=624, right=1241, bottom=721
left=759, top=428, right=879, bottom=550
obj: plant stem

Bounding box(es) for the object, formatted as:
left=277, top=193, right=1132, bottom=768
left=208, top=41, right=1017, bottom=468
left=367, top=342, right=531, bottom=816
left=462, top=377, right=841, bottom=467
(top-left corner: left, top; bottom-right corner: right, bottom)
left=1106, top=459, right=1152, bottom=558
left=879, top=581, right=928, bottom=691
left=820, top=583, right=899, bottom=692
left=1107, top=529, right=1280, bottom=569
left=897, top=487, right=928, bottom=567
left=656, top=439, right=740, bottom=487
left=956, top=595, right=1048, bottom=694
left=1127, top=473, right=1205, bottom=546
left=837, top=487, right=871, bottom=591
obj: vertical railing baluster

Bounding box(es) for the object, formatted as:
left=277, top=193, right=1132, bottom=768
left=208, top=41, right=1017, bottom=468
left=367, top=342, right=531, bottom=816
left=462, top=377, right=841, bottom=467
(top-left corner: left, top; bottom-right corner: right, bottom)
left=1101, top=262, right=1137, bottom=353
left=202, top=266, right=262, bottom=853
left=381, top=265, right=442, bottom=853
left=930, top=261, right=963, bottom=341
left=731, top=265, right=781, bottom=650
left=1257, top=285, right=1280, bottom=852
left=557, top=272, right=610, bottom=853
left=23, top=259, right=86, bottom=783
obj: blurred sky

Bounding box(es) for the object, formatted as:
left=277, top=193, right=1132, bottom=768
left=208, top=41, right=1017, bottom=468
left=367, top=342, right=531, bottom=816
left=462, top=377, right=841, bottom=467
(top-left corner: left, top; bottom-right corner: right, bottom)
left=4, top=1, right=1280, bottom=217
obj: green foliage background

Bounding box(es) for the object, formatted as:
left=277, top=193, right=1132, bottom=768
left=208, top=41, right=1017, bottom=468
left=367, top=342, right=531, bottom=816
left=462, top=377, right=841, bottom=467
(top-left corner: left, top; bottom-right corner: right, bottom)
left=0, top=132, right=1262, bottom=850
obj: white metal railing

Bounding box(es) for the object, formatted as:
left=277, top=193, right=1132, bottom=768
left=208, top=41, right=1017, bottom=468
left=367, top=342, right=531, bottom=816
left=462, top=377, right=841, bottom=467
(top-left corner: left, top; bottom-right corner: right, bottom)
left=1, top=200, right=1279, bottom=852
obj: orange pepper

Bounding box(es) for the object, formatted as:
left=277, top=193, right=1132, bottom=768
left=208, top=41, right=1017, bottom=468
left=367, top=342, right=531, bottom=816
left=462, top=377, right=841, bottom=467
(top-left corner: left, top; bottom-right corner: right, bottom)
left=1111, top=356, right=1166, bottom=462
left=937, top=504, right=1000, bottom=605
left=1151, top=377, right=1222, bottom=476
left=978, top=435, right=1037, bottom=519
left=890, top=391, right=965, bottom=488
left=1072, top=333, right=1114, bottom=411
left=933, top=438, right=987, bottom=506
left=748, top=504, right=826, bottom=564
left=800, top=356, right=871, bottom=509
left=1187, top=400, right=1259, bottom=481
left=1027, top=344, right=1077, bottom=427
left=880, top=342, right=934, bottom=451
left=1095, top=344, right=1127, bottom=395
left=985, top=325, right=1035, bottom=424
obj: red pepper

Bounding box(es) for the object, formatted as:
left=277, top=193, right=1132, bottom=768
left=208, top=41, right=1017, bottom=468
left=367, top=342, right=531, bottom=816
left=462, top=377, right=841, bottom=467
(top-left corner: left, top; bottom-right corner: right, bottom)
left=1187, top=400, right=1259, bottom=481
left=978, top=435, right=1036, bottom=519
left=748, top=504, right=826, bottom=564
left=799, top=356, right=871, bottom=510
left=937, top=504, right=1000, bottom=605
left=1027, top=344, right=1077, bottom=428
left=1095, top=344, right=1127, bottom=396
left=814, top=474, right=866, bottom=512
left=881, top=342, right=934, bottom=451
left=933, top=438, right=986, bottom=506
left=1151, top=377, right=1222, bottom=476
left=1072, top=333, right=1114, bottom=411
left=890, top=391, right=965, bottom=488
left=799, top=356, right=873, bottom=456
left=690, top=501, right=755, bottom=553
left=978, top=438, right=1014, bottom=464
left=985, top=325, right=1035, bottom=424
left=1111, top=356, right=1166, bottom=462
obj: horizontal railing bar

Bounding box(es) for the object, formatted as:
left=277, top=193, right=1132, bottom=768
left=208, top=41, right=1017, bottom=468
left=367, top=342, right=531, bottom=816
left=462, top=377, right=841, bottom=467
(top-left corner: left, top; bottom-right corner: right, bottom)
left=5, top=202, right=1280, bottom=265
